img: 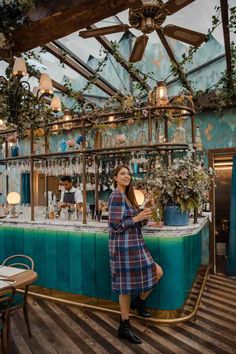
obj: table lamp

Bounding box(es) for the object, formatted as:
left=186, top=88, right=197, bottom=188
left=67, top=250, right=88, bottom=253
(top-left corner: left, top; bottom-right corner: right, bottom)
left=7, top=192, right=21, bottom=218
left=134, top=189, right=145, bottom=207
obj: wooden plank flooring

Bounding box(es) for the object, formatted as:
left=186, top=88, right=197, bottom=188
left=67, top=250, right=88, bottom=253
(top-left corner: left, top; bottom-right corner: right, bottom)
left=7, top=274, right=236, bottom=354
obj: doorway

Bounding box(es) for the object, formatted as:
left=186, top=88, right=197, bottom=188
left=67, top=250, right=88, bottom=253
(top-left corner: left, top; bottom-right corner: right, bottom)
left=208, top=149, right=235, bottom=274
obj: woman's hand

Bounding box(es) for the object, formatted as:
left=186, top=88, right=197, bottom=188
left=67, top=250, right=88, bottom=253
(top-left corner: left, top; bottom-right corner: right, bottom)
left=133, top=208, right=153, bottom=223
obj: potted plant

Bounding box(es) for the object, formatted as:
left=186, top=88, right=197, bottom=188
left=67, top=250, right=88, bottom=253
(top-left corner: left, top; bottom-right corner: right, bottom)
left=149, top=155, right=214, bottom=226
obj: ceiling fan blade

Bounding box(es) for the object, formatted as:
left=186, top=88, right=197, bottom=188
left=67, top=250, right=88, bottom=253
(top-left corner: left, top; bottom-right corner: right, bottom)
left=163, top=25, right=206, bottom=47
left=79, top=24, right=130, bottom=38
left=129, top=35, right=148, bottom=63
left=164, top=0, right=195, bottom=15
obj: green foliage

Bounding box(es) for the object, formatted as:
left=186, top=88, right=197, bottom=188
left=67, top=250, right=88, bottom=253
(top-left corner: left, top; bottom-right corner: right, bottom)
left=0, top=0, right=35, bottom=48
left=148, top=156, right=215, bottom=221
left=169, top=5, right=236, bottom=111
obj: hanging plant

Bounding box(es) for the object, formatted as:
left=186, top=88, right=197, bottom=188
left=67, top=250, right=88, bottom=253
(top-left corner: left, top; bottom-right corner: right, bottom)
left=0, top=0, right=36, bottom=49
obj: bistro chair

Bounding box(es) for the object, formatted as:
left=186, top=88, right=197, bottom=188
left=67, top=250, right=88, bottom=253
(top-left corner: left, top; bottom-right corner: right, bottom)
left=1, top=255, right=34, bottom=337
left=0, top=285, right=16, bottom=354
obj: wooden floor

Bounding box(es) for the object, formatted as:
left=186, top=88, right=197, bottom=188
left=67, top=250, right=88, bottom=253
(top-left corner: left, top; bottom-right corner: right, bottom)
left=7, top=274, right=236, bottom=354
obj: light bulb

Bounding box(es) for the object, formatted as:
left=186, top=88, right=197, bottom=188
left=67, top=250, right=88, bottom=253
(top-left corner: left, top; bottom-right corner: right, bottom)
left=156, top=81, right=168, bottom=105
left=63, top=109, right=73, bottom=130
left=108, top=115, right=115, bottom=122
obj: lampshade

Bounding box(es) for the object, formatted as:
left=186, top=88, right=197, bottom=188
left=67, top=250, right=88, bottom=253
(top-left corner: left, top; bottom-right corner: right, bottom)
left=156, top=81, right=168, bottom=105
left=51, top=96, right=61, bottom=112
left=12, top=58, right=27, bottom=77
left=39, top=73, right=53, bottom=95
left=51, top=124, right=59, bottom=132
left=108, top=115, right=115, bottom=122
left=7, top=192, right=21, bottom=205
left=0, top=119, right=5, bottom=129
left=63, top=109, right=73, bottom=130
left=181, top=109, right=189, bottom=118
left=134, top=189, right=145, bottom=206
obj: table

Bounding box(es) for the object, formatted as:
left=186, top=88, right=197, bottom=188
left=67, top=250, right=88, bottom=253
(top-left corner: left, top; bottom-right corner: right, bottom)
left=0, top=269, right=38, bottom=295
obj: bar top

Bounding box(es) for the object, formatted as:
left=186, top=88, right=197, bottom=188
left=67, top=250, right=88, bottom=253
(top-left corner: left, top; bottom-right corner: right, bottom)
left=0, top=216, right=208, bottom=237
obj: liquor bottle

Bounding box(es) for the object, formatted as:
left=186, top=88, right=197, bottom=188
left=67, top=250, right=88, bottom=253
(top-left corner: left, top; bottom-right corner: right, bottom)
left=143, top=161, right=148, bottom=173
left=105, top=161, right=110, bottom=175
left=195, top=125, right=203, bottom=150
left=139, top=163, right=143, bottom=173
left=98, top=162, right=102, bottom=174
left=133, top=162, right=139, bottom=174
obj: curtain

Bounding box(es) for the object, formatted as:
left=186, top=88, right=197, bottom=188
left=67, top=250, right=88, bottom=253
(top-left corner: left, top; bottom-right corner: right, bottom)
left=226, top=156, right=236, bottom=276
left=21, top=173, right=30, bottom=204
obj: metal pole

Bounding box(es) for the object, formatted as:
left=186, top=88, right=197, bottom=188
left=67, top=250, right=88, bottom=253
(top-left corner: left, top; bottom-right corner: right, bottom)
left=82, top=118, right=87, bottom=224
left=148, top=110, right=152, bottom=144
left=30, top=130, right=34, bottom=221
left=44, top=132, right=49, bottom=215
left=5, top=140, right=9, bottom=197
left=164, top=114, right=169, bottom=142
left=94, top=156, right=99, bottom=220
left=191, top=113, right=198, bottom=223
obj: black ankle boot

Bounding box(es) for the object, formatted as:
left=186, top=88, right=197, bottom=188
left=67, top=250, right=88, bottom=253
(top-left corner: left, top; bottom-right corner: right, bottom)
left=130, top=296, right=152, bottom=318
left=118, top=319, right=142, bottom=344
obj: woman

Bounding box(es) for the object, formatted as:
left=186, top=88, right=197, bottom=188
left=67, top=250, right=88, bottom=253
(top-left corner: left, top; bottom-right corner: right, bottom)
left=108, top=165, right=163, bottom=345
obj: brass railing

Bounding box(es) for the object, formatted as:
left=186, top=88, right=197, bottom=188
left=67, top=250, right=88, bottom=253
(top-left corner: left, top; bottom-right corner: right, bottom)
left=18, top=265, right=210, bottom=325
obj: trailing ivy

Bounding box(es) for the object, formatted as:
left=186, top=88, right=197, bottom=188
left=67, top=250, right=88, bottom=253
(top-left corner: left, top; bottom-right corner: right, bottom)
left=0, top=0, right=36, bottom=49
left=169, top=4, right=236, bottom=112
left=63, top=55, right=109, bottom=112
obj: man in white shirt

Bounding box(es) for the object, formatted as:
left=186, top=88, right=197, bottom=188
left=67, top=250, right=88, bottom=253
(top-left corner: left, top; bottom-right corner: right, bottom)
left=58, top=176, right=83, bottom=209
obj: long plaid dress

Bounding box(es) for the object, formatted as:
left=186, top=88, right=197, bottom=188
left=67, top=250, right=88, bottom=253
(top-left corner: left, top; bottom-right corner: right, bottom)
left=108, top=189, right=158, bottom=295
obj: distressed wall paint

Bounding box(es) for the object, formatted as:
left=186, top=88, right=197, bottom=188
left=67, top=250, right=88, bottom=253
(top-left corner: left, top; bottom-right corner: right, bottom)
left=1, top=108, right=236, bottom=205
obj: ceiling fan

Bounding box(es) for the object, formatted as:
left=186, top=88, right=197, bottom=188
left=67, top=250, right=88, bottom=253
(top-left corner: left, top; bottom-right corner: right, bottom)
left=79, top=0, right=207, bottom=63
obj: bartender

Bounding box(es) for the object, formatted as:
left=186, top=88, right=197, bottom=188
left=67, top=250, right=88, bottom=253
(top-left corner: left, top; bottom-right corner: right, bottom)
left=58, top=175, right=83, bottom=209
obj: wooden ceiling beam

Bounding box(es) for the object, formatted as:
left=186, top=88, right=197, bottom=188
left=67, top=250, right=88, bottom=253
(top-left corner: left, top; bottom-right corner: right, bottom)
left=44, top=42, right=120, bottom=98
left=0, top=0, right=142, bottom=58
left=220, top=0, right=232, bottom=78
left=87, top=24, right=151, bottom=90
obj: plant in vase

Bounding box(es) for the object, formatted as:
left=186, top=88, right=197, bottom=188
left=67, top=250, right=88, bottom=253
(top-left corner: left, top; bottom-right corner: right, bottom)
left=148, top=155, right=215, bottom=225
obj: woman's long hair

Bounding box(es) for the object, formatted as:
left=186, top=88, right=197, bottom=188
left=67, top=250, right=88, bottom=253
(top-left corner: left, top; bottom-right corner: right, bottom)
left=112, top=165, right=138, bottom=209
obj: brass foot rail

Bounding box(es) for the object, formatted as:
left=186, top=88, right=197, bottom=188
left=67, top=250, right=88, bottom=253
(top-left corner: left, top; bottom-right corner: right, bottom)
left=18, top=265, right=210, bottom=325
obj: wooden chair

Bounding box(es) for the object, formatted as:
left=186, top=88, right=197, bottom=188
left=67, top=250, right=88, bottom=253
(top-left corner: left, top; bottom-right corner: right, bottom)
left=0, top=286, right=16, bottom=354
left=1, top=255, right=34, bottom=337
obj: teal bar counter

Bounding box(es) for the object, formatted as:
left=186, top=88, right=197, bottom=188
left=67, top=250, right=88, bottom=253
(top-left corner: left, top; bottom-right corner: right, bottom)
left=0, top=218, right=209, bottom=310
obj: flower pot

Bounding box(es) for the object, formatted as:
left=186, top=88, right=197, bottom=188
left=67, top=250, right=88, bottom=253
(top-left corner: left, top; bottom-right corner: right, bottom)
left=11, top=145, right=19, bottom=157
left=164, top=204, right=189, bottom=226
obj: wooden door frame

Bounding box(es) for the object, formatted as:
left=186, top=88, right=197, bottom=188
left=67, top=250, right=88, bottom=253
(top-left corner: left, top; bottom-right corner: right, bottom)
left=208, top=148, right=236, bottom=273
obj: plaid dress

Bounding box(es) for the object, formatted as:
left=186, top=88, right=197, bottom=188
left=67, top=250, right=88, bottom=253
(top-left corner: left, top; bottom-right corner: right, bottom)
left=108, top=189, right=158, bottom=295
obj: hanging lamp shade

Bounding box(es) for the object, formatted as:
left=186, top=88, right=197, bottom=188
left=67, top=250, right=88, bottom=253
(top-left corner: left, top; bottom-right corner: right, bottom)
left=51, top=124, right=59, bottom=132
left=51, top=96, right=61, bottom=112
left=0, top=119, right=4, bottom=128
left=39, top=73, right=53, bottom=95
left=156, top=81, right=168, bottom=105
left=63, top=109, right=73, bottom=130
left=12, top=58, right=27, bottom=77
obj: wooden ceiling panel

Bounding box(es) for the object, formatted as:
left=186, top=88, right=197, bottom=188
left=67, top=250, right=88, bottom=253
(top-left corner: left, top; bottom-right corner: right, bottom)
left=1, top=0, right=142, bottom=57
